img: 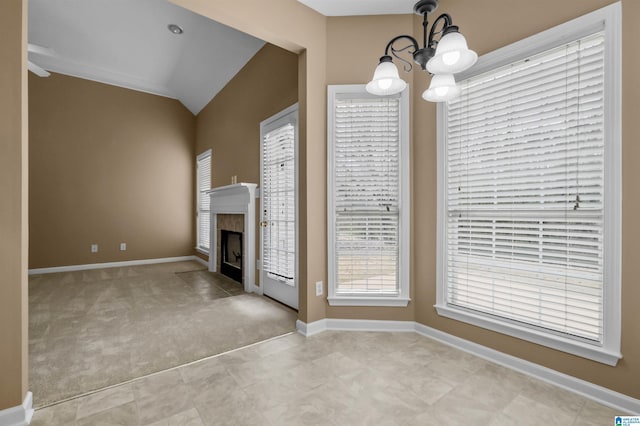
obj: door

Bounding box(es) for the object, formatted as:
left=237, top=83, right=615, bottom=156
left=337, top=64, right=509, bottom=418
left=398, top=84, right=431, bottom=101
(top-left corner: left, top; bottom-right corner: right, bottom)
left=260, top=105, right=298, bottom=309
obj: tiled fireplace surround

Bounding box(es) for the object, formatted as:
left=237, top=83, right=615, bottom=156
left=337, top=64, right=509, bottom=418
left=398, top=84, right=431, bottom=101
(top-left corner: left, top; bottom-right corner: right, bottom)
left=207, top=183, right=257, bottom=293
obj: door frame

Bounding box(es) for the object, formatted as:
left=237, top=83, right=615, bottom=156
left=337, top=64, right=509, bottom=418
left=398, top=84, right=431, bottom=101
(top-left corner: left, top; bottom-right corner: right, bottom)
left=259, top=103, right=299, bottom=309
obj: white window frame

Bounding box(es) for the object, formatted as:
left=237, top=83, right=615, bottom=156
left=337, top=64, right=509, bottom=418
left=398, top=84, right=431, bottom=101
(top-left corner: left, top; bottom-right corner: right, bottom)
left=435, top=3, right=622, bottom=365
left=327, top=84, right=411, bottom=307
left=196, top=149, right=212, bottom=255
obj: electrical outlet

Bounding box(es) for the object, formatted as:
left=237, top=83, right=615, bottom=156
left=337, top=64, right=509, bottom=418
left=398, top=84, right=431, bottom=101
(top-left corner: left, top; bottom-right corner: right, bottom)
left=256, top=259, right=261, bottom=270
left=91, top=244, right=98, bottom=253
left=315, top=280, right=323, bottom=296
left=120, top=243, right=126, bottom=251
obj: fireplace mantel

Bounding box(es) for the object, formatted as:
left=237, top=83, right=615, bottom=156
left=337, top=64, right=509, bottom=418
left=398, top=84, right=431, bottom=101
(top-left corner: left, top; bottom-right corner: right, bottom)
left=207, top=183, right=257, bottom=293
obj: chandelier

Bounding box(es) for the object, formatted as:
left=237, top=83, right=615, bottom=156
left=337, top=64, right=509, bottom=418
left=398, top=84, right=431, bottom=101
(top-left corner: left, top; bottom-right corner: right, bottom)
left=365, top=0, right=477, bottom=102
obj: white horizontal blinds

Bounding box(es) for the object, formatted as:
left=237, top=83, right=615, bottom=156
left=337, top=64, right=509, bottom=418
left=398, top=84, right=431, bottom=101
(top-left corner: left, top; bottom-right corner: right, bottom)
left=446, top=32, right=605, bottom=342
left=197, top=151, right=211, bottom=251
left=334, top=96, right=400, bottom=295
left=262, top=123, right=295, bottom=286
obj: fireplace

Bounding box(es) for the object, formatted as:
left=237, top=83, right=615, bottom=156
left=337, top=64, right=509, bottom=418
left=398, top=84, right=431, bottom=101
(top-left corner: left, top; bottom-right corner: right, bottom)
left=220, top=230, right=243, bottom=283
left=206, top=182, right=257, bottom=294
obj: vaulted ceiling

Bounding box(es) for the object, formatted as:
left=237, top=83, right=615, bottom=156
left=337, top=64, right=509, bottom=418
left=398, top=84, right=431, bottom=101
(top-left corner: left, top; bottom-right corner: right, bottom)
left=28, top=1, right=418, bottom=115
left=28, top=0, right=265, bottom=115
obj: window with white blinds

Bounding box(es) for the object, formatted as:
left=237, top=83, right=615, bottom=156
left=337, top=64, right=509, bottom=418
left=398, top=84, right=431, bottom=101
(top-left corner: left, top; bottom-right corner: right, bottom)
left=196, top=149, right=212, bottom=253
left=262, top=122, right=295, bottom=286
left=328, top=85, right=410, bottom=307
left=436, top=4, right=621, bottom=365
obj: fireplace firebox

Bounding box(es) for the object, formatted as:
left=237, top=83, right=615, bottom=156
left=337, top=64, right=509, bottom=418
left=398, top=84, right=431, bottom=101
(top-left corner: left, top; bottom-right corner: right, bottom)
left=220, top=230, right=243, bottom=283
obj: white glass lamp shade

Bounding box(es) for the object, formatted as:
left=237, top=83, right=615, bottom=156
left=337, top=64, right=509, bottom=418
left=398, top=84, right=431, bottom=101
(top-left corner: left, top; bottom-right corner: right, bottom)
left=426, top=30, right=478, bottom=74
left=422, top=74, right=460, bottom=102
left=365, top=60, right=407, bottom=96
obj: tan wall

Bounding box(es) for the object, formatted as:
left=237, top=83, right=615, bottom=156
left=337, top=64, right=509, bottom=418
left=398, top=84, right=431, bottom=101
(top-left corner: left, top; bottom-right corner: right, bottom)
left=29, top=73, right=195, bottom=268
left=175, top=0, right=328, bottom=323
left=195, top=43, right=298, bottom=286
left=325, top=14, right=416, bottom=321
left=196, top=44, right=298, bottom=189
left=0, top=0, right=28, bottom=410
left=412, top=0, right=640, bottom=400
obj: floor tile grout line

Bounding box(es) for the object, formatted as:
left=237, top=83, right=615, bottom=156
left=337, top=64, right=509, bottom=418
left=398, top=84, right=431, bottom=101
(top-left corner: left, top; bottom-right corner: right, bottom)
left=34, top=330, right=297, bottom=411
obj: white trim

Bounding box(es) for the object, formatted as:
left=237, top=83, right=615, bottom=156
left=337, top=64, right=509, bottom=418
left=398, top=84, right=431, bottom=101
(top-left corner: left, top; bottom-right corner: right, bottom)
left=194, top=247, right=209, bottom=256
left=434, top=303, right=621, bottom=366
left=30, top=55, right=176, bottom=101
left=196, top=149, right=213, bottom=253
left=601, top=1, right=623, bottom=367
left=436, top=2, right=622, bottom=366
left=28, top=256, right=203, bottom=275
left=296, top=319, right=325, bottom=336
left=207, top=183, right=258, bottom=294
left=327, top=296, right=410, bottom=307
left=0, top=392, right=34, bottom=426
left=327, top=84, right=411, bottom=306
left=297, top=318, right=417, bottom=335
left=413, top=323, right=639, bottom=415
left=294, top=319, right=640, bottom=414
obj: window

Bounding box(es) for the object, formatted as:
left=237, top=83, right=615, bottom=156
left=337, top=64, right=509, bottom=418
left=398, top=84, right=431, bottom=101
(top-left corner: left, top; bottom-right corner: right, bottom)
left=436, top=4, right=621, bottom=365
left=196, top=149, right=212, bottom=254
left=328, top=85, right=410, bottom=306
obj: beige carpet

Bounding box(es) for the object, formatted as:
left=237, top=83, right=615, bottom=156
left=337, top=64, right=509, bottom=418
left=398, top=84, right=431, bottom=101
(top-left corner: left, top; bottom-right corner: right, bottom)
left=29, top=261, right=297, bottom=407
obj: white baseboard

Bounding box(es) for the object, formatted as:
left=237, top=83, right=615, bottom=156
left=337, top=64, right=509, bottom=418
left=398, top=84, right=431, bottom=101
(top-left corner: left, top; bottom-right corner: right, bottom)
left=0, top=392, right=34, bottom=426
left=28, top=255, right=204, bottom=275
left=413, top=323, right=640, bottom=415
left=296, top=318, right=640, bottom=414
left=296, top=319, right=325, bottom=336
left=296, top=318, right=414, bottom=336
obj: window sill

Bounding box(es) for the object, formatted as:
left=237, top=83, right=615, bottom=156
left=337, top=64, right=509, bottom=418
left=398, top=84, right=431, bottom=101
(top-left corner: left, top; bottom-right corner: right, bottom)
left=195, top=247, right=209, bottom=256
left=328, top=296, right=410, bottom=307
left=434, top=303, right=622, bottom=366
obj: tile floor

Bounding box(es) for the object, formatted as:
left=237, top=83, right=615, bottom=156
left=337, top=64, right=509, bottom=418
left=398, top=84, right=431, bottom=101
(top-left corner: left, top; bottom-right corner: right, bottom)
left=31, top=330, right=624, bottom=425
left=29, top=261, right=297, bottom=406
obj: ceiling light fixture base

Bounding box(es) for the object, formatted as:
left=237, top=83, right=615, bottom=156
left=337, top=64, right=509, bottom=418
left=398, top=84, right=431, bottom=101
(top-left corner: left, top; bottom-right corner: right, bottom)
left=413, top=0, right=439, bottom=16
left=167, top=24, right=184, bottom=35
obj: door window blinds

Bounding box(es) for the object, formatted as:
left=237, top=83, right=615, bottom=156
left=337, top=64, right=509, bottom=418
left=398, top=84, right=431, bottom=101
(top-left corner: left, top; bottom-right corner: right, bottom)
left=262, top=123, right=296, bottom=286
left=197, top=150, right=212, bottom=252
left=444, top=32, right=606, bottom=342
left=333, top=96, right=401, bottom=295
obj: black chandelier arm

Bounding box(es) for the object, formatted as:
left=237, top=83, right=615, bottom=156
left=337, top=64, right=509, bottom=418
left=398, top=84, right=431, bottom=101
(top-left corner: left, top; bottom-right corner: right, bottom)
left=427, top=13, right=453, bottom=48
left=390, top=43, right=418, bottom=72
left=384, top=34, right=419, bottom=56
left=383, top=35, right=420, bottom=72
